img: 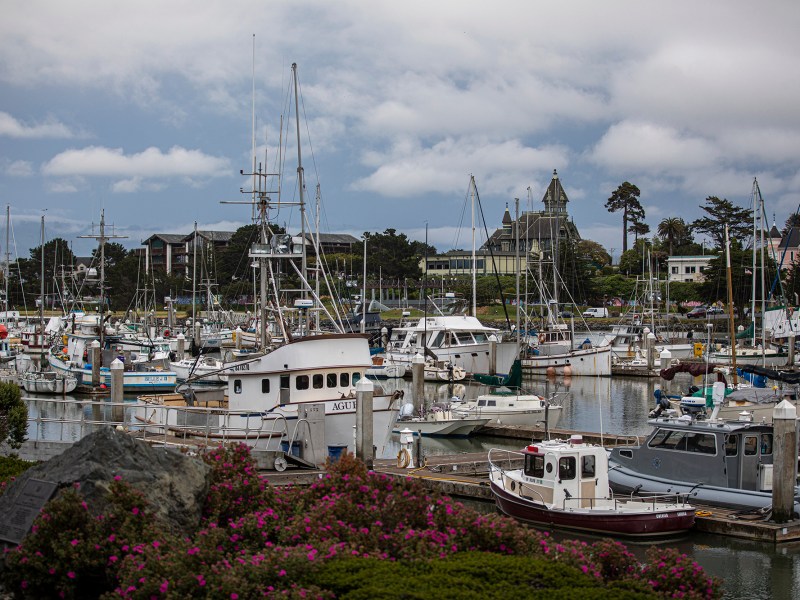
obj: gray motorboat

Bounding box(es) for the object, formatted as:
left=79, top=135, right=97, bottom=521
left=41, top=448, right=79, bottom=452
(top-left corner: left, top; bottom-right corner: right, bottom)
left=608, top=413, right=800, bottom=513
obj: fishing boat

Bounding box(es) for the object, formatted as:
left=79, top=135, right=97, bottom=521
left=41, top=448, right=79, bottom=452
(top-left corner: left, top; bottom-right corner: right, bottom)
left=453, top=360, right=563, bottom=427
left=170, top=354, right=228, bottom=384
left=608, top=386, right=800, bottom=513
left=393, top=400, right=489, bottom=437
left=488, top=436, right=695, bottom=537
left=20, top=370, right=77, bottom=394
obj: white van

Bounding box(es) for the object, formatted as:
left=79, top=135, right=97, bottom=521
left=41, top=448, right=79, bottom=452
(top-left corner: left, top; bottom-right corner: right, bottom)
left=582, top=307, right=609, bottom=318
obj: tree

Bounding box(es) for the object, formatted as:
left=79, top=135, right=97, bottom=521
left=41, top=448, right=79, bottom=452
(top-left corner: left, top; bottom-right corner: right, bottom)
left=657, top=217, right=687, bottom=255
left=628, top=220, right=650, bottom=245
left=575, top=240, right=611, bottom=268
left=690, top=196, right=752, bottom=250
left=605, top=182, right=643, bottom=254
left=364, top=229, right=432, bottom=280
left=0, top=382, right=27, bottom=449
left=618, top=249, right=643, bottom=276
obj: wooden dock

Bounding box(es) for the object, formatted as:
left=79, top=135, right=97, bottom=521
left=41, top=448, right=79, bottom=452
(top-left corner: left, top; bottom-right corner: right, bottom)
left=261, top=447, right=800, bottom=545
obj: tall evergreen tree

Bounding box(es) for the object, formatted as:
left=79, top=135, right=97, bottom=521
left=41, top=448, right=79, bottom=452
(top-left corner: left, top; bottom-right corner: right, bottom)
left=605, top=182, right=644, bottom=254
left=690, top=196, right=752, bottom=250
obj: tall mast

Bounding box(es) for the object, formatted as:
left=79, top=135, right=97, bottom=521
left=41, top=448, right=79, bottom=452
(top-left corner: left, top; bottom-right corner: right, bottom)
left=292, top=63, right=307, bottom=300
left=514, top=197, right=520, bottom=352
left=725, top=223, right=738, bottom=386
left=470, top=175, right=477, bottom=317
left=750, top=178, right=757, bottom=346
left=39, top=215, right=45, bottom=363
left=3, top=206, right=8, bottom=323
left=192, top=221, right=197, bottom=327
left=80, top=210, right=127, bottom=354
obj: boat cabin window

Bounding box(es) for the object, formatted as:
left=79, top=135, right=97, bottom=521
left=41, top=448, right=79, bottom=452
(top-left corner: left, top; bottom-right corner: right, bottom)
left=234, top=379, right=242, bottom=394
left=473, top=332, right=488, bottom=343
left=581, top=455, right=595, bottom=478
left=477, top=399, right=486, bottom=407
left=524, top=454, right=545, bottom=478
left=453, top=332, right=471, bottom=345
left=429, top=332, right=444, bottom=348
left=744, top=435, right=758, bottom=456
left=296, top=375, right=309, bottom=390
left=340, top=373, right=350, bottom=387
left=761, top=434, right=773, bottom=455
left=684, top=433, right=717, bottom=454
left=648, top=429, right=686, bottom=450
left=352, top=372, right=361, bottom=384
left=558, top=457, right=576, bottom=481
left=327, top=374, right=337, bottom=388
left=724, top=435, right=738, bottom=456
left=649, top=429, right=716, bottom=454
left=280, top=375, right=290, bottom=390
left=261, top=379, right=270, bottom=394
left=313, top=374, right=323, bottom=389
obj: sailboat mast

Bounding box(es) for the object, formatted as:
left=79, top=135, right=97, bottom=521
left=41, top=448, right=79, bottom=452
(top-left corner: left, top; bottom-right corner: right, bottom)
left=750, top=178, right=757, bottom=346
left=292, top=63, right=307, bottom=301
left=471, top=175, right=477, bottom=317
left=514, top=197, right=520, bottom=352
left=725, top=223, right=738, bottom=386
left=3, top=206, right=9, bottom=323
left=39, top=215, right=44, bottom=362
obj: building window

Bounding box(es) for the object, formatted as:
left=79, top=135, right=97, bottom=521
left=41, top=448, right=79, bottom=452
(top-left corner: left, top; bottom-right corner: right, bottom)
left=671, top=266, right=678, bottom=274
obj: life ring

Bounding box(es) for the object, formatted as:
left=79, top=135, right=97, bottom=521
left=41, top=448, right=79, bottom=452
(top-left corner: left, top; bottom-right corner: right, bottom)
left=397, top=448, right=411, bottom=468
left=538, top=333, right=546, bottom=344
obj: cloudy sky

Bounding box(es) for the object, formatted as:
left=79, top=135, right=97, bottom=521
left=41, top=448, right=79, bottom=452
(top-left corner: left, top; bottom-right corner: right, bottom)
left=2, top=1, right=799, bottom=261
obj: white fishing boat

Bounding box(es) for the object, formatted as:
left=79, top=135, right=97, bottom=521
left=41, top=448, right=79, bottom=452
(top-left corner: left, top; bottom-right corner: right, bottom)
left=489, top=437, right=695, bottom=537
left=170, top=355, right=228, bottom=384
left=20, top=370, right=77, bottom=395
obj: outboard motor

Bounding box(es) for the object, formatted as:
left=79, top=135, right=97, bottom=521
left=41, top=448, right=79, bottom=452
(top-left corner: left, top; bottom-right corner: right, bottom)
left=678, top=396, right=707, bottom=417
left=649, top=388, right=672, bottom=418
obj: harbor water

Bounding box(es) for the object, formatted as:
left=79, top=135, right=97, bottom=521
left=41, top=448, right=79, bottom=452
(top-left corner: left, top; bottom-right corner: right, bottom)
left=15, top=372, right=800, bottom=599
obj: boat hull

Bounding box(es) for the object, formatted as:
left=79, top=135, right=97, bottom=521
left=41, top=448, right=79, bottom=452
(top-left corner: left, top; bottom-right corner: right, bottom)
left=521, top=346, right=612, bottom=376
left=491, top=480, right=695, bottom=537
left=392, top=417, right=489, bottom=437
left=49, top=356, right=177, bottom=390
left=607, top=462, right=800, bottom=513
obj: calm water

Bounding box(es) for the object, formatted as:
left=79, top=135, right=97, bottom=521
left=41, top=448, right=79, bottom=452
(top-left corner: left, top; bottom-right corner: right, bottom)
left=19, top=373, right=800, bottom=600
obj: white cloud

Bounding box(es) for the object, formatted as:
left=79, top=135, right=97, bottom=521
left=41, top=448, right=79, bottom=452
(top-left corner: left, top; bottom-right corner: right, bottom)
left=3, top=159, right=33, bottom=177
left=0, top=111, right=80, bottom=139
left=41, top=146, right=231, bottom=179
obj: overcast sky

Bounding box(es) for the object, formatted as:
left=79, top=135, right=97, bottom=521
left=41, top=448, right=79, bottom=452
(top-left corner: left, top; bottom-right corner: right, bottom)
left=2, top=1, right=799, bottom=262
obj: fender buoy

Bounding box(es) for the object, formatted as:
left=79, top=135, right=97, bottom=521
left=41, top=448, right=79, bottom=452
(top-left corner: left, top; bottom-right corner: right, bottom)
left=397, top=448, right=412, bottom=468
left=538, top=333, right=546, bottom=344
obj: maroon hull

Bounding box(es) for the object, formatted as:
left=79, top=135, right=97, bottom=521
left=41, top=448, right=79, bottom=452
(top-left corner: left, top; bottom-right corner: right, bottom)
left=491, top=481, right=695, bottom=538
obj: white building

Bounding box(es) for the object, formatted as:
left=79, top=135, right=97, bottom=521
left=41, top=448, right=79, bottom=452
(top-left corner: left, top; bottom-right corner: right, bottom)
left=667, top=255, right=713, bottom=283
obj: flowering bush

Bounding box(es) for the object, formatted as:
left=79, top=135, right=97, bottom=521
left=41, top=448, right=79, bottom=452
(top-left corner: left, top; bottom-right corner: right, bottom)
left=0, top=443, right=722, bottom=599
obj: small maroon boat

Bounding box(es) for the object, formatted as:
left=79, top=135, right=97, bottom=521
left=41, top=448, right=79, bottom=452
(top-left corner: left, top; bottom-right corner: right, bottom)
left=488, top=436, right=695, bottom=537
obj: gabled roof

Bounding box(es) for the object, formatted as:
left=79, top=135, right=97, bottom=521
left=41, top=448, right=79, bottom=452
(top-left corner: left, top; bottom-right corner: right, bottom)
left=779, top=228, right=800, bottom=250
left=185, top=230, right=236, bottom=243
left=769, top=224, right=782, bottom=238
left=141, top=233, right=186, bottom=245
left=298, top=232, right=360, bottom=244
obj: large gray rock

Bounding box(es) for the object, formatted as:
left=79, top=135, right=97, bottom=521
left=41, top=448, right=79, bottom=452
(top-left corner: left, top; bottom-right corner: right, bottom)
left=0, top=427, right=210, bottom=536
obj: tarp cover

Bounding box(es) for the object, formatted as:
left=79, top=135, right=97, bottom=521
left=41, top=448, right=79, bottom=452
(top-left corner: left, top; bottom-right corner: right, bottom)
left=659, top=362, right=724, bottom=380
left=738, top=364, right=800, bottom=385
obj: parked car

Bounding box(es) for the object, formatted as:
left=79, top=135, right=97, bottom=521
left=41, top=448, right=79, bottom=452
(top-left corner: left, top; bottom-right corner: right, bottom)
left=582, top=307, right=609, bottom=318
left=686, top=306, right=707, bottom=319
left=707, top=306, right=724, bottom=315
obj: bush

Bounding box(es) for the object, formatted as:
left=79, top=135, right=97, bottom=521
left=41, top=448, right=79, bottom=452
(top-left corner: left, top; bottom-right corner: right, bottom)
left=0, top=444, right=722, bottom=599
left=0, top=381, right=27, bottom=449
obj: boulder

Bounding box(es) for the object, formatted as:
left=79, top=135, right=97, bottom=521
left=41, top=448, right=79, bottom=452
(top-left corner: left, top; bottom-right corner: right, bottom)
left=0, top=427, right=210, bottom=536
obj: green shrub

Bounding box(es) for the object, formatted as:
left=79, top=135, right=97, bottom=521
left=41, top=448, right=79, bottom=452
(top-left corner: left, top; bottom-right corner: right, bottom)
left=0, top=381, right=27, bottom=449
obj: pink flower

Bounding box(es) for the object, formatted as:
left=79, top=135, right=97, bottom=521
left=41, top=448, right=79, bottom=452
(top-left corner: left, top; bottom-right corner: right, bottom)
left=132, top=507, right=140, bottom=515
left=160, top=581, right=169, bottom=593
left=114, top=475, right=122, bottom=481
left=70, top=539, right=79, bottom=547
left=67, top=571, right=76, bottom=579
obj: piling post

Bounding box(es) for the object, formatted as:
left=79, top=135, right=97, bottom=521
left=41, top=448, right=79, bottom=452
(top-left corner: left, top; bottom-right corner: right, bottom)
left=355, top=377, right=374, bottom=469
left=193, top=321, right=201, bottom=348
left=659, top=348, right=672, bottom=393
left=176, top=333, right=185, bottom=361
left=110, top=358, right=124, bottom=401
left=489, top=335, right=497, bottom=375
left=788, top=333, right=795, bottom=368
left=90, top=340, right=101, bottom=388
left=771, top=400, right=798, bottom=523
left=646, top=332, right=656, bottom=369
left=412, top=353, right=425, bottom=416
left=235, top=326, right=242, bottom=350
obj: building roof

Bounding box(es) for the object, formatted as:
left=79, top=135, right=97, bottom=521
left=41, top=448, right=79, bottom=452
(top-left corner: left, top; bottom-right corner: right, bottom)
left=186, top=230, right=236, bottom=243
left=141, top=233, right=186, bottom=245
left=298, top=232, right=360, bottom=244
left=769, top=224, right=782, bottom=238
left=779, top=228, right=800, bottom=249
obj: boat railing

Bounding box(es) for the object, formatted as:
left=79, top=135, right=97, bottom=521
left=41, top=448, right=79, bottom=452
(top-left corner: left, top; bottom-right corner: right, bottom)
left=615, top=490, right=692, bottom=509
left=16, top=395, right=290, bottom=451
left=134, top=401, right=289, bottom=448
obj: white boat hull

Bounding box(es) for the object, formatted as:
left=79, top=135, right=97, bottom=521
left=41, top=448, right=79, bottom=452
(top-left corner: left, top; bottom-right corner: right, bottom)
left=521, top=346, right=612, bottom=376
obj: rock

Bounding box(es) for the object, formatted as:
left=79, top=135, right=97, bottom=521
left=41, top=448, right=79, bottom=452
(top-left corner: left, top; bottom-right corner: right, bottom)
left=0, top=427, right=210, bottom=536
